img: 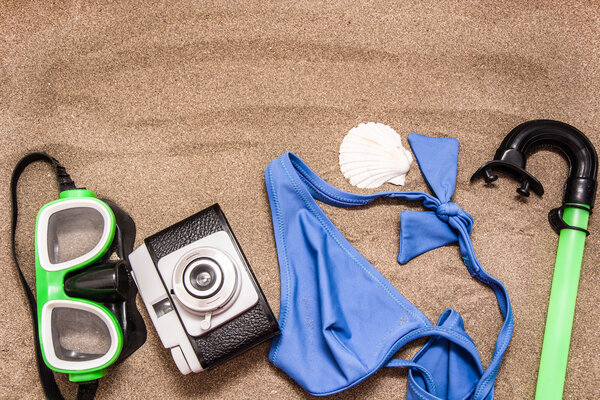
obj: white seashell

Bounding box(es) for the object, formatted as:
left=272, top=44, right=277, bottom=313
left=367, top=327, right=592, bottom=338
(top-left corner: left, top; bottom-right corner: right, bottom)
left=339, top=122, right=413, bottom=189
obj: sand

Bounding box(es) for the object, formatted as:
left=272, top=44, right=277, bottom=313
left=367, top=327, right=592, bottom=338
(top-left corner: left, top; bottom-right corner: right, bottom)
left=1, top=1, right=599, bottom=398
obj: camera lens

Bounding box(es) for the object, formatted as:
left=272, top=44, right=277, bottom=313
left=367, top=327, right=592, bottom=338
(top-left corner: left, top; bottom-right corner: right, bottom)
left=182, top=258, right=223, bottom=299
left=190, top=264, right=216, bottom=291
left=172, top=247, right=240, bottom=314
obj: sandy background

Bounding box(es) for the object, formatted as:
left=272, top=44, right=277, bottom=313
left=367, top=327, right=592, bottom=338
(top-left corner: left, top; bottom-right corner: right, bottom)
left=1, top=1, right=599, bottom=398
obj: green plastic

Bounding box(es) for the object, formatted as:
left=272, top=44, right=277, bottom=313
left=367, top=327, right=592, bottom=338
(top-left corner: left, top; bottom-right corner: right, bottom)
left=69, top=369, right=107, bottom=382
left=535, top=204, right=590, bottom=399
left=60, top=189, right=98, bottom=199
left=35, top=189, right=123, bottom=382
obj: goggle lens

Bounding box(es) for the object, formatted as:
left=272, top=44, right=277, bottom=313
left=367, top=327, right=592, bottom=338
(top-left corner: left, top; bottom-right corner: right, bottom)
left=47, top=207, right=105, bottom=264
left=51, top=307, right=112, bottom=361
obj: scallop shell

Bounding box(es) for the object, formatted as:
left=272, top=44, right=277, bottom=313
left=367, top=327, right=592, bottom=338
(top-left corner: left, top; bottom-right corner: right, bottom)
left=339, top=122, right=413, bottom=189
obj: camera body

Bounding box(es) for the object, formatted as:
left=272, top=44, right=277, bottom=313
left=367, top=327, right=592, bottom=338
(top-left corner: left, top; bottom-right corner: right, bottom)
left=129, top=204, right=279, bottom=373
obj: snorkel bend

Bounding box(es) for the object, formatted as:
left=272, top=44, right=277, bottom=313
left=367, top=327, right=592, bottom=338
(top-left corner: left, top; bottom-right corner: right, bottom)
left=471, top=119, right=598, bottom=400
left=472, top=119, right=597, bottom=205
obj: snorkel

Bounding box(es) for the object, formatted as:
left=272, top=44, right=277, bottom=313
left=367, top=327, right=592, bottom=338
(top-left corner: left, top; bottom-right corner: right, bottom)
left=471, top=120, right=598, bottom=399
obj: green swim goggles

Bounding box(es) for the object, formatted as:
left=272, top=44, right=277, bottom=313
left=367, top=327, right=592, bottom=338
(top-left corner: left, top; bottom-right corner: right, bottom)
left=11, top=153, right=146, bottom=399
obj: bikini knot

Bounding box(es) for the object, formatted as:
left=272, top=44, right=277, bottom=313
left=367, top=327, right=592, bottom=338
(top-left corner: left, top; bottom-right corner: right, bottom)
left=436, top=202, right=462, bottom=222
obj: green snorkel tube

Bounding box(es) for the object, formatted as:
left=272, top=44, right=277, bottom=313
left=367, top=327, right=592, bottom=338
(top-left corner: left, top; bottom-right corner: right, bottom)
left=471, top=120, right=598, bottom=399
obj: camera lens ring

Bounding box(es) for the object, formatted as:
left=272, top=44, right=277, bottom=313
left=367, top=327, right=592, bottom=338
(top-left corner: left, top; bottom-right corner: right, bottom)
left=171, top=247, right=239, bottom=313
left=182, top=258, right=224, bottom=299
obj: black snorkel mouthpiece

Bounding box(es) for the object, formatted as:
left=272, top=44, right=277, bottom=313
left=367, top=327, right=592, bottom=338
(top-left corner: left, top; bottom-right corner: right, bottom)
left=471, top=119, right=598, bottom=208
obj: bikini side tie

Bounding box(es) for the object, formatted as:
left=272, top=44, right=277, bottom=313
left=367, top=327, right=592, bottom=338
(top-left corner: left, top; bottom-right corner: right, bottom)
left=396, top=134, right=513, bottom=399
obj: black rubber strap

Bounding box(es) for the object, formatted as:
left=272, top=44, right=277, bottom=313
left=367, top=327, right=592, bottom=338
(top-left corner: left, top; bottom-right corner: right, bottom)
left=76, top=381, right=99, bottom=400
left=548, top=204, right=591, bottom=236
left=10, top=153, right=98, bottom=400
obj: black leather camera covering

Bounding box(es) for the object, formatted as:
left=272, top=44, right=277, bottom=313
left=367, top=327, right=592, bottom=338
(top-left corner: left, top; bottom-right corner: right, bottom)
left=192, top=303, right=276, bottom=368
left=146, top=206, right=223, bottom=260
left=144, top=204, right=279, bottom=370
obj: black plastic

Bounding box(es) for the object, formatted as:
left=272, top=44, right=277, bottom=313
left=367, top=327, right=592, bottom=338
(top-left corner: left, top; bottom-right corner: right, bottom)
left=100, top=199, right=147, bottom=362
left=548, top=205, right=591, bottom=236
left=471, top=120, right=598, bottom=208
left=64, top=261, right=129, bottom=302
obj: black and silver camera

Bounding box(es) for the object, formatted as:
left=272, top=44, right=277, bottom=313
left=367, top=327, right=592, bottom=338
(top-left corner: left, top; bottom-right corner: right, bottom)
left=129, top=204, right=279, bottom=373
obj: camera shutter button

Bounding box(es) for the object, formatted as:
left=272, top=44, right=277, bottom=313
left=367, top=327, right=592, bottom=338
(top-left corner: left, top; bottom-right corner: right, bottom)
left=171, top=346, right=192, bottom=375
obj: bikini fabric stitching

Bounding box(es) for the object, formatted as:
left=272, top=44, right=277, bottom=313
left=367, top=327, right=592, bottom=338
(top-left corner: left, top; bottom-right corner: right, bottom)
left=266, top=164, right=291, bottom=363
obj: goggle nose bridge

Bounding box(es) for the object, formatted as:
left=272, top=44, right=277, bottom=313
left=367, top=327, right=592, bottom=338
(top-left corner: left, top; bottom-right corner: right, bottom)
left=64, top=260, right=131, bottom=303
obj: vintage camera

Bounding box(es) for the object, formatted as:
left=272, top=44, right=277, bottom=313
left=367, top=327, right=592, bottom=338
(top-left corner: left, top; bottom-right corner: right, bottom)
left=129, top=204, right=279, bottom=373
